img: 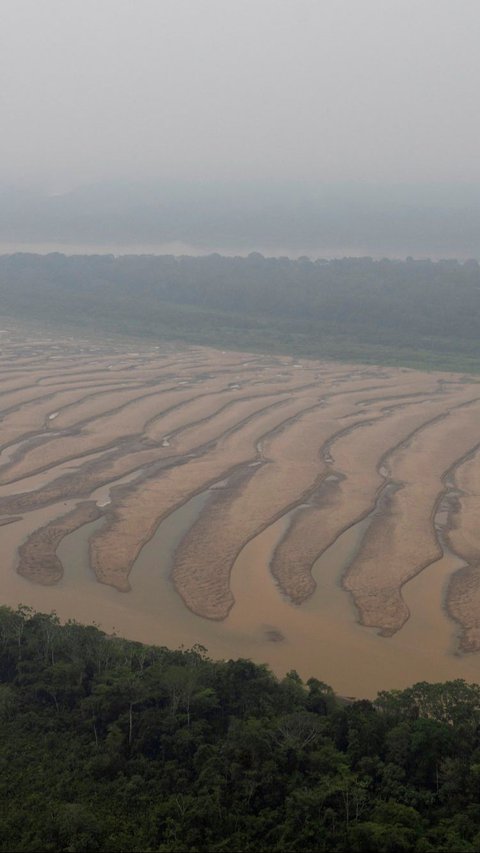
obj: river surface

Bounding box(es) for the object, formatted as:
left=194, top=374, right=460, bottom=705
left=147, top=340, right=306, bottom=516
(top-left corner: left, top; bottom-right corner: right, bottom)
left=1, top=488, right=479, bottom=698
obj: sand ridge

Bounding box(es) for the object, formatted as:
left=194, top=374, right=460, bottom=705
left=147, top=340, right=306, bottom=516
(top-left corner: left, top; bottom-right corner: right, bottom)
left=343, top=395, right=480, bottom=636
left=443, top=445, right=480, bottom=651
left=0, top=327, right=479, bottom=663
left=270, top=382, right=477, bottom=605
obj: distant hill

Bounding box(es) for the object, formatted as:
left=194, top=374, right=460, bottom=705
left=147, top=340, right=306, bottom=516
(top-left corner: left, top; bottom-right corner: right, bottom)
left=2, top=181, right=480, bottom=259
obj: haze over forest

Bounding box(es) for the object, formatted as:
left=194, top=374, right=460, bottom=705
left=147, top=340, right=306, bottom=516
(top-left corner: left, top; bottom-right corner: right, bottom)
left=3, top=181, right=480, bottom=259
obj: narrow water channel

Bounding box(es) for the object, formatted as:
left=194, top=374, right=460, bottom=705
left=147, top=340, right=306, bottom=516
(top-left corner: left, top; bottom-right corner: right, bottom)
left=1, top=481, right=479, bottom=697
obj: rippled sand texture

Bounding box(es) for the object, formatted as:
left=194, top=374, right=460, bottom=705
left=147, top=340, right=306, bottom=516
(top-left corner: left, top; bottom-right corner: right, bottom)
left=1, top=325, right=480, bottom=679
left=444, top=445, right=480, bottom=652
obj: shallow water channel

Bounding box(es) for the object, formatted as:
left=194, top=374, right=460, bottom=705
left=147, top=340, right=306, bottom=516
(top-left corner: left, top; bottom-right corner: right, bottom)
left=2, top=483, right=479, bottom=698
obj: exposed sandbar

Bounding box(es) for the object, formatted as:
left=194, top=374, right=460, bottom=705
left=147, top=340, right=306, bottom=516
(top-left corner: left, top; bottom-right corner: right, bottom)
left=444, top=447, right=480, bottom=651
left=89, top=394, right=319, bottom=592
left=17, top=501, right=103, bottom=585
left=270, top=381, right=474, bottom=603
left=344, top=397, right=480, bottom=636
left=0, top=385, right=214, bottom=483
left=170, top=384, right=407, bottom=619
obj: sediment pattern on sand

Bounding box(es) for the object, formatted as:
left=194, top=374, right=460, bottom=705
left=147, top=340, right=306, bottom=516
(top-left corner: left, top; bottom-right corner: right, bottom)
left=343, top=396, right=480, bottom=636
left=0, top=326, right=479, bottom=654
left=269, top=382, right=477, bottom=606
left=17, top=501, right=103, bottom=584
left=444, top=446, right=480, bottom=651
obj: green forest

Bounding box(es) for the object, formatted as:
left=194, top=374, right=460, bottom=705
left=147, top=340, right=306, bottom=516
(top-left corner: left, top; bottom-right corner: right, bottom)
left=1, top=606, right=480, bottom=852
left=1, top=253, right=480, bottom=371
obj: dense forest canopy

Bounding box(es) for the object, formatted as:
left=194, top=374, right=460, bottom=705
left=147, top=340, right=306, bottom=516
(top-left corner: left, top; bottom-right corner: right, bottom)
left=1, top=252, right=480, bottom=371
left=2, top=606, right=480, bottom=851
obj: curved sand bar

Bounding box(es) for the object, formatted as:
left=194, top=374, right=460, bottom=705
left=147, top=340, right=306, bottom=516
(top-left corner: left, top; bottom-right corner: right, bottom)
left=344, top=396, right=480, bottom=636
left=445, top=446, right=480, bottom=651
left=270, top=383, right=478, bottom=604
left=0, top=325, right=479, bottom=696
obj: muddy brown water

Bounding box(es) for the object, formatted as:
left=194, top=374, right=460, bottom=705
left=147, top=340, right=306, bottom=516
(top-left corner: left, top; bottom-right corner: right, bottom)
left=0, top=487, right=477, bottom=699
left=1, top=334, right=479, bottom=698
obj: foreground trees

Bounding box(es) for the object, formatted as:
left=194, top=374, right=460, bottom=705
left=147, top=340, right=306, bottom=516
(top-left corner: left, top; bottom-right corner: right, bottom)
left=1, top=605, right=480, bottom=851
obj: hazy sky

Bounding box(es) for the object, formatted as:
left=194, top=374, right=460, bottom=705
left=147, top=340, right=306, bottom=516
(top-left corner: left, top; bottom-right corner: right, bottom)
left=1, top=0, right=479, bottom=191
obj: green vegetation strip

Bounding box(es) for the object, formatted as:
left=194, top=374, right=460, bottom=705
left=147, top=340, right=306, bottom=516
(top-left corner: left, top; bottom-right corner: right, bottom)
left=2, top=253, right=480, bottom=372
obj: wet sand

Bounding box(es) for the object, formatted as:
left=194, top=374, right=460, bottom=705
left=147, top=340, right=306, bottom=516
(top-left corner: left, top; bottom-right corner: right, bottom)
left=270, top=388, right=456, bottom=603
left=172, top=387, right=389, bottom=618
left=90, top=393, right=316, bottom=591
left=444, top=446, right=480, bottom=651
left=343, top=397, right=480, bottom=635
left=17, top=501, right=103, bottom=584
left=0, top=325, right=480, bottom=697
left=20, top=491, right=479, bottom=699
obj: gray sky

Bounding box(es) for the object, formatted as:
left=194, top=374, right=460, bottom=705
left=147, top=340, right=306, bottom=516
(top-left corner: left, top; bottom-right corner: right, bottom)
left=1, top=0, right=479, bottom=191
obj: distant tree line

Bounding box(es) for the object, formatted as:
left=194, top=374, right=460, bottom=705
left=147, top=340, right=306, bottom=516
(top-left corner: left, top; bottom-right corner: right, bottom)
left=1, top=252, right=480, bottom=370
left=2, top=605, right=480, bottom=850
